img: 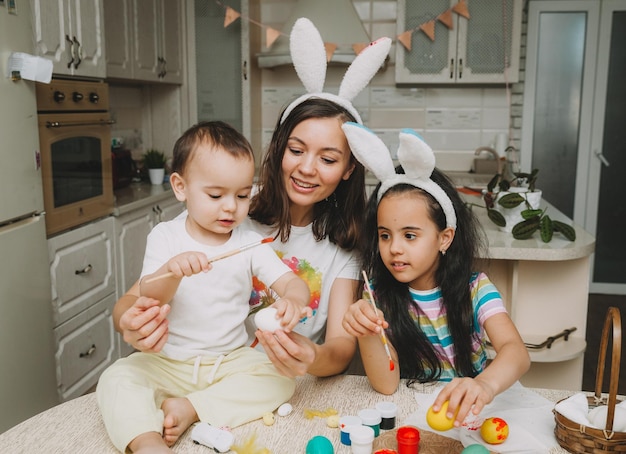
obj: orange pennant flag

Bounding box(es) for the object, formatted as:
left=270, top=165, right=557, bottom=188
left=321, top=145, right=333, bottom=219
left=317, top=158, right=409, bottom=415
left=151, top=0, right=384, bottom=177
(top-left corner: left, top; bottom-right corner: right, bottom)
left=223, top=6, right=240, bottom=28
left=324, top=43, right=338, bottom=62
left=452, top=0, right=470, bottom=19
left=265, top=27, right=281, bottom=49
left=437, top=9, right=454, bottom=29
left=352, top=43, right=368, bottom=55
left=397, top=30, right=413, bottom=51
left=419, top=20, right=436, bottom=42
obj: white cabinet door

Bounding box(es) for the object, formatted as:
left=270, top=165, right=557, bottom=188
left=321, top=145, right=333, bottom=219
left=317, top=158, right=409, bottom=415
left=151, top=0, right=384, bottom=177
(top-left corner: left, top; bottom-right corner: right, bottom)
left=158, top=0, right=184, bottom=83
left=103, top=0, right=133, bottom=79
left=32, top=0, right=106, bottom=78
left=396, top=0, right=521, bottom=84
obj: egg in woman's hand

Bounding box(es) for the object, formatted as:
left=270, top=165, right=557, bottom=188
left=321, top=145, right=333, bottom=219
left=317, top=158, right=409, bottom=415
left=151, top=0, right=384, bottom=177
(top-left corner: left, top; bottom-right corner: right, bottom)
left=254, top=307, right=284, bottom=332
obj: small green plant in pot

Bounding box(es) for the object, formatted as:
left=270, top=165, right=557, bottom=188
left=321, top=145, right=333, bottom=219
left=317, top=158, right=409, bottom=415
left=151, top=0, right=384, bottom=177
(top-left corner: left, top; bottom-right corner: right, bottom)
left=142, top=149, right=166, bottom=169
left=478, top=169, right=576, bottom=242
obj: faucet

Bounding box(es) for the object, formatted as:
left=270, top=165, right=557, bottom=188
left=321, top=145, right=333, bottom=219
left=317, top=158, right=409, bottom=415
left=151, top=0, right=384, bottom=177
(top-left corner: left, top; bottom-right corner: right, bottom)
left=474, top=146, right=503, bottom=174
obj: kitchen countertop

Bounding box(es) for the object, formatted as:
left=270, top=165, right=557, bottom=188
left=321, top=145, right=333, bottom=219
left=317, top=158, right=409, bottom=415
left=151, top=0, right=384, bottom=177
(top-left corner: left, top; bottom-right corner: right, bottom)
left=113, top=181, right=176, bottom=216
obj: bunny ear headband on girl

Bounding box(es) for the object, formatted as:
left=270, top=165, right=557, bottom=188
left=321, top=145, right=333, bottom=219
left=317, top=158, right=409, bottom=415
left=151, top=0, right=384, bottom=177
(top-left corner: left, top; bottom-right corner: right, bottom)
left=342, top=122, right=457, bottom=230
left=280, top=18, right=391, bottom=125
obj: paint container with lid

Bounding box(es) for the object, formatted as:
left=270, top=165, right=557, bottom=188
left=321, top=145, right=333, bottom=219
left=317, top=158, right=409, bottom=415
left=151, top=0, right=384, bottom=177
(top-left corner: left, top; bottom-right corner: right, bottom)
left=375, top=402, right=398, bottom=430
left=358, top=408, right=382, bottom=437
left=339, top=415, right=362, bottom=446
left=349, top=425, right=375, bottom=454
left=396, top=426, right=420, bottom=454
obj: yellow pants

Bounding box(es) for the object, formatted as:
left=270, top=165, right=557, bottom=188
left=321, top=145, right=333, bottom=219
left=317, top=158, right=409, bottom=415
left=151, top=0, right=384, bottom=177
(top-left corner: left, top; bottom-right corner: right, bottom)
left=96, top=347, right=295, bottom=452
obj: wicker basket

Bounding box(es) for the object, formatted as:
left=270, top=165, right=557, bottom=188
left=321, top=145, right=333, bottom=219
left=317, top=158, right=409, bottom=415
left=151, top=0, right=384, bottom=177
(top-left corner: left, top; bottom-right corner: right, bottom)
left=554, top=306, right=626, bottom=453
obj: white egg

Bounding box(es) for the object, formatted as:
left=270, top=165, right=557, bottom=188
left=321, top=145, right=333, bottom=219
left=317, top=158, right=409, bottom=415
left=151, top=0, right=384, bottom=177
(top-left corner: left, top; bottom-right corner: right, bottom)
left=588, top=405, right=626, bottom=432
left=254, top=307, right=283, bottom=332
left=277, top=403, right=293, bottom=417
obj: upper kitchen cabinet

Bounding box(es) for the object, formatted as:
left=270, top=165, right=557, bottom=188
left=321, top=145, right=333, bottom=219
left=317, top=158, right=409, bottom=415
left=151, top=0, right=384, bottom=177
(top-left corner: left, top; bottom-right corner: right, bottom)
left=32, top=0, right=106, bottom=79
left=396, top=0, right=522, bottom=84
left=104, top=0, right=183, bottom=83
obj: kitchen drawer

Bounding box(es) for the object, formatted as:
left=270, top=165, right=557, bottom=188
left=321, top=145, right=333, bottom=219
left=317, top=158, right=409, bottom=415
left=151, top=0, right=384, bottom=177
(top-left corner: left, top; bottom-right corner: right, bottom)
left=48, top=217, right=116, bottom=326
left=54, top=293, right=117, bottom=402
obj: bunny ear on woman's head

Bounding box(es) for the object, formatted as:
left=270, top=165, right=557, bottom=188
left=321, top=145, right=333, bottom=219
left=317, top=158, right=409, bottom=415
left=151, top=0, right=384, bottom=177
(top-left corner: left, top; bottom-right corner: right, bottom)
left=342, top=122, right=396, bottom=183
left=280, top=18, right=391, bottom=125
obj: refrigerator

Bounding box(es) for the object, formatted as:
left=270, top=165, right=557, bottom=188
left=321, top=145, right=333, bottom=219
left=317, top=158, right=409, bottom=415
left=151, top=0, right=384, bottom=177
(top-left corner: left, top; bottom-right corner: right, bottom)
left=0, top=3, right=59, bottom=432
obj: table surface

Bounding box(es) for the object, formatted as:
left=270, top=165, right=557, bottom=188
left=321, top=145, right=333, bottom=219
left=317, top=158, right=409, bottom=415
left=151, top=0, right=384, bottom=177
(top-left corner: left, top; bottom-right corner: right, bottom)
left=0, top=374, right=574, bottom=453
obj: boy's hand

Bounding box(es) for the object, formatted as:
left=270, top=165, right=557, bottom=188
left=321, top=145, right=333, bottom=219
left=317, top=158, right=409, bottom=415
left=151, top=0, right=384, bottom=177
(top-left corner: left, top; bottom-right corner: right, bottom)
left=271, top=298, right=312, bottom=332
left=166, top=251, right=211, bottom=278
left=342, top=298, right=388, bottom=338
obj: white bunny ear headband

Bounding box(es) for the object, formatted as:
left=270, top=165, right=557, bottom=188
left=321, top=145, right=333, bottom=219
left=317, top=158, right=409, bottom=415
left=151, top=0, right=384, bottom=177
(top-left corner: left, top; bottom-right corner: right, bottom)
left=280, top=18, right=391, bottom=125
left=342, top=122, right=457, bottom=230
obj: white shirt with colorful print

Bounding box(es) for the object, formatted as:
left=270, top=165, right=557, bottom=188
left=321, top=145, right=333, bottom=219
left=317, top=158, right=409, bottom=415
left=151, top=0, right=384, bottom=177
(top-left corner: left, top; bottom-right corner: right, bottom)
left=407, top=272, right=506, bottom=381
left=243, top=218, right=361, bottom=344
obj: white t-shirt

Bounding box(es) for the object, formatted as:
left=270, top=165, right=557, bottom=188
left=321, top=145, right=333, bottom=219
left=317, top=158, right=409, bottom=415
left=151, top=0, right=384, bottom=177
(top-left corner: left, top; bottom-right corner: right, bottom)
left=141, top=215, right=291, bottom=360
left=244, top=218, right=361, bottom=344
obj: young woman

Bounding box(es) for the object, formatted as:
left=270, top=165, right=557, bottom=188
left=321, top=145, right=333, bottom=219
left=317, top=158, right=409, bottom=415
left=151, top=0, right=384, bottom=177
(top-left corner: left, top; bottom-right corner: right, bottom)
left=341, top=124, right=530, bottom=427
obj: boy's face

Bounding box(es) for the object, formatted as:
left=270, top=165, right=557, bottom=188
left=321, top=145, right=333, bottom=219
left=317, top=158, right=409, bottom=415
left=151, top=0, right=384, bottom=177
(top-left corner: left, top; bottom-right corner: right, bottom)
left=172, top=143, right=254, bottom=243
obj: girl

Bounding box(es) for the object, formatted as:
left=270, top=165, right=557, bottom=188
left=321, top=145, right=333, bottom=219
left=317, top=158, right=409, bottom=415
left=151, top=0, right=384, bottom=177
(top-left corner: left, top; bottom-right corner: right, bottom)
left=341, top=124, right=530, bottom=427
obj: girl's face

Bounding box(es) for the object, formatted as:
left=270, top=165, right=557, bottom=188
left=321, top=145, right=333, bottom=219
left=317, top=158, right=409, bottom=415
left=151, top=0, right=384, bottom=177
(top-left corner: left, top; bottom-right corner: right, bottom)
left=377, top=191, right=454, bottom=290
left=171, top=144, right=254, bottom=245
left=281, top=117, right=355, bottom=224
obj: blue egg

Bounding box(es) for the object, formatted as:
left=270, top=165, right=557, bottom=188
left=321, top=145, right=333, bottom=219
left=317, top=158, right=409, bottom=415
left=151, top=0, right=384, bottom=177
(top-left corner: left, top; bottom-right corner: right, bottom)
left=306, top=435, right=334, bottom=454
left=462, top=444, right=490, bottom=454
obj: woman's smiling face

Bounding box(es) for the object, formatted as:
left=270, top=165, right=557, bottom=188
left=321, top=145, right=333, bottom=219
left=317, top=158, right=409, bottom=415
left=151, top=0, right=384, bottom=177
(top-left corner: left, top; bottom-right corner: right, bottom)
left=281, top=117, right=355, bottom=223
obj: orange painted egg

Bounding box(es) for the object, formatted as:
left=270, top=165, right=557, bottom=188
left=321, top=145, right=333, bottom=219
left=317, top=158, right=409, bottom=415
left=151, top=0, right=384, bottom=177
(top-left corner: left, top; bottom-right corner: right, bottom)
left=480, top=417, right=509, bottom=444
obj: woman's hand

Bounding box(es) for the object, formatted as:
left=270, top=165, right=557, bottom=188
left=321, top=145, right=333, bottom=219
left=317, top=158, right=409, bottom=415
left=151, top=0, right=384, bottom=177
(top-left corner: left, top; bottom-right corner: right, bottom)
left=431, top=377, right=497, bottom=427
left=119, top=296, right=171, bottom=353
left=254, top=329, right=316, bottom=377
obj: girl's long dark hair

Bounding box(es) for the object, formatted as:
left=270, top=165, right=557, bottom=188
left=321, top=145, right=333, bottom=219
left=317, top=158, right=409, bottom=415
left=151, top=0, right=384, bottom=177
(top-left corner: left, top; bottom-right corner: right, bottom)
left=249, top=98, right=366, bottom=251
left=364, top=167, right=486, bottom=383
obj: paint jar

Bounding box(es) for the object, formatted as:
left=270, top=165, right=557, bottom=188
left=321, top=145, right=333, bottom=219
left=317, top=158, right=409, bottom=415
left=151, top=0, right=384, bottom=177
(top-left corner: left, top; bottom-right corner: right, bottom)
left=375, top=402, right=398, bottom=430
left=396, top=426, right=420, bottom=454
left=350, top=425, right=375, bottom=454
left=339, top=415, right=362, bottom=446
left=358, top=408, right=382, bottom=437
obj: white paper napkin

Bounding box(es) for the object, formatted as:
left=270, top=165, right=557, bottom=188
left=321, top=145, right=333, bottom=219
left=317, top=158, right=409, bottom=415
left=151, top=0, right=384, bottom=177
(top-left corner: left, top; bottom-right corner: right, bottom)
left=404, top=381, right=559, bottom=453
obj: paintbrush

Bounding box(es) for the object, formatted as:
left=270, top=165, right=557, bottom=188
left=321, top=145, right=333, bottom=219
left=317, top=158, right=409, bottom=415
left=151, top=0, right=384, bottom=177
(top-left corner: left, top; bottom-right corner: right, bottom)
left=361, top=270, right=395, bottom=371
left=143, top=237, right=275, bottom=284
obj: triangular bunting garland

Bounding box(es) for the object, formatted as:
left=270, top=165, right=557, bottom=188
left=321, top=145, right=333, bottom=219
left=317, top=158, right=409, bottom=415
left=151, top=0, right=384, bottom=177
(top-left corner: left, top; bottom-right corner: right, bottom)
left=223, top=6, right=240, bottom=27
left=419, top=20, right=436, bottom=42
left=437, top=9, right=454, bottom=29
left=324, top=42, right=338, bottom=62
left=265, top=27, right=281, bottom=49
left=351, top=43, right=368, bottom=55
left=397, top=30, right=413, bottom=51
left=452, top=0, right=470, bottom=19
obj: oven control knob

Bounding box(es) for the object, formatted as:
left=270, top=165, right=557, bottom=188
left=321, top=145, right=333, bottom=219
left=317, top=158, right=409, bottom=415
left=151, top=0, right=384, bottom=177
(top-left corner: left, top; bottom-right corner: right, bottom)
left=72, top=91, right=84, bottom=102
left=89, top=92, right=100, bottom=104
left=53, top=91, right=65, bottom=103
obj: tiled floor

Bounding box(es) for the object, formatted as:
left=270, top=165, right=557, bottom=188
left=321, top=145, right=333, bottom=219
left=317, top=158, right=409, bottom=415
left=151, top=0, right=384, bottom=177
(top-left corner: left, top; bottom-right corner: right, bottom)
left=582, top=293, right=626, bottom=394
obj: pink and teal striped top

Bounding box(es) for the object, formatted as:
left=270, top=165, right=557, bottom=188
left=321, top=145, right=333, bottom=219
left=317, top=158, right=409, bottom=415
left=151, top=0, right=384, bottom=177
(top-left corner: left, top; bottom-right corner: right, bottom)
left=407, top=272, right=506, bottom=381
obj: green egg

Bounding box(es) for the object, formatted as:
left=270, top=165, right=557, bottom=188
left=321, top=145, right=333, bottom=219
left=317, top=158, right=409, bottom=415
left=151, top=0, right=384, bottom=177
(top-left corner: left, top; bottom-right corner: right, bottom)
left=306, top=435, right=334, bottom=454
left=462, top=444, right=490, bottom=454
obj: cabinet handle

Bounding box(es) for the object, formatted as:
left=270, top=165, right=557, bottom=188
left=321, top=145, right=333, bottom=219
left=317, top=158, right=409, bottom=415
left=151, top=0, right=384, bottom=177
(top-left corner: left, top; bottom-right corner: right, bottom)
left=72, top=36, right=82, bottom=69
left=66, top=35, right=75, bottom=69
left=449, top=58, right=454, bottom=79
left=74, top=264, right=93, bottom=275
left=158, top=57, right=167, bottom=78
left=243, top=60, right=248, bottom=81
left=458, top=58, right=463, bottom=79
left=79, top=344, right=96, bottom=358
left=594, top=150, right=611, bottom=167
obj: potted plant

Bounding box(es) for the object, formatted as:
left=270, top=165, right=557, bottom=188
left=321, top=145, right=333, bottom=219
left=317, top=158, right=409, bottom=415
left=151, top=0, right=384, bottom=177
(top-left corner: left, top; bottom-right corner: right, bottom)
left=142, top=149, right=166, bottom=185
left=478, top=169, right=576, bottom=242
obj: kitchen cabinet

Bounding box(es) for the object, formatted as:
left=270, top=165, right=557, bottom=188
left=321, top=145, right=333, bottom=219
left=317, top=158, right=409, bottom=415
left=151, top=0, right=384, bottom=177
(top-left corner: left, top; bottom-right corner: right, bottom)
left=104, top=0, right=183, bottom=83
left=395, top=0, right=522, bottom=84
left=114, top=191, right=183, bottom=357
left=31, top=0, right=106, bottom=79
left=48, top=216, right=117, bottom=401
left=191, top=0, right=262, bottom=160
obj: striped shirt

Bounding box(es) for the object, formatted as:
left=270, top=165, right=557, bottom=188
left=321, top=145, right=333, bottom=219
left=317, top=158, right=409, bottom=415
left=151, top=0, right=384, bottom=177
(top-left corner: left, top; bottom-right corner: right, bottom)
left=407, top=272, right=506, bottom=381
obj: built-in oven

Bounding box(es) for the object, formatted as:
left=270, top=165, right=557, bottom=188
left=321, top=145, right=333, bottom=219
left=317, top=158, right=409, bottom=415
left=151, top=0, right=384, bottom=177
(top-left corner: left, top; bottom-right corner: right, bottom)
left=36, top=79, right=115, bottom=236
